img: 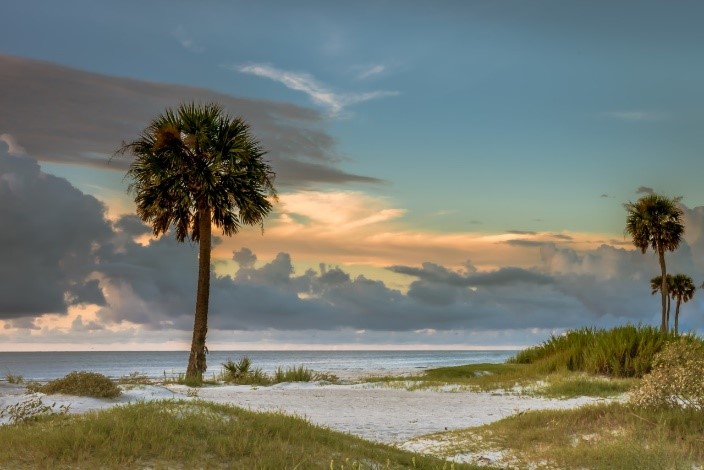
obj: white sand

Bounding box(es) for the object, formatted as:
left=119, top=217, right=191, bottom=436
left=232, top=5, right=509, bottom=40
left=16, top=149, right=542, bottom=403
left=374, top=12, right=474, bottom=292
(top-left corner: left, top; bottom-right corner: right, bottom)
left=1, top=381, right=607, bottom=445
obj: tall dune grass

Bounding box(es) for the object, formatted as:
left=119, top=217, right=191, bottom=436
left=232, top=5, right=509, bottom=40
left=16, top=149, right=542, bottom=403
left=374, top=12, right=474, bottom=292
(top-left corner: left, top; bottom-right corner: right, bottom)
left=509, top=325, right=696, bottom=377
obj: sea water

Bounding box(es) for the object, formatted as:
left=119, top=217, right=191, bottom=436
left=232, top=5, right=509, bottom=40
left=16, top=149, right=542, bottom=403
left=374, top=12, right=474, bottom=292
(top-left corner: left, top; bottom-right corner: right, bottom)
left=0, top=350, right=515, bottom=381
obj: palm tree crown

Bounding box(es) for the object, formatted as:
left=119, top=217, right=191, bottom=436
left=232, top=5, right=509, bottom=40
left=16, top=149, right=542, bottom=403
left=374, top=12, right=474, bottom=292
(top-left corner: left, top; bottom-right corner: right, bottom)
left=669, top=274, right=696, bottom=335
left=121, top=102, right=276, bottom=242
left=625, top=194, right=684, bottom=333
left=625, top=194, right=684, bottom=255
left=118, top=102, right=276, bottom=380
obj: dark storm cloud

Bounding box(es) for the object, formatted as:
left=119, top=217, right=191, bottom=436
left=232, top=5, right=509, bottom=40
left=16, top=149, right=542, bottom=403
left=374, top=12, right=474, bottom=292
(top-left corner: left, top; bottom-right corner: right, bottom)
left=388, top=262, right=553, bottom=287
left=113, top=215, right=152, bottom=237
left=636, top=186, right=655, bottom=195
left=0, top=54, right=381, bottom=186
left=0, top=143, right=112, bottom=319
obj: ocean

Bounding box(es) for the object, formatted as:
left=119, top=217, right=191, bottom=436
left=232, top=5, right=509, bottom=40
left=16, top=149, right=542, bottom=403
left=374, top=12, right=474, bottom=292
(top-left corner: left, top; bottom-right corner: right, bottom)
left=0, top=350, right=515, bottom=381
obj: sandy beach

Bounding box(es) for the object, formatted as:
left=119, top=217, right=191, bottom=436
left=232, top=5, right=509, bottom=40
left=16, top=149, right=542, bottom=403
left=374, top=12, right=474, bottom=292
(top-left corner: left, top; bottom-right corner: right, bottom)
left=0, top=380, right=606, bottom=445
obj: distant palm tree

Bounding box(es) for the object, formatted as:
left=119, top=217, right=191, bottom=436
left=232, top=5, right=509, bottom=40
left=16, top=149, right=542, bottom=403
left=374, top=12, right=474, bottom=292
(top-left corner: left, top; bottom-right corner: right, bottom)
left=669, top=274, right=696, bottom=336
left=118, top=102, right=276, bottom=381
left=625, top=194, right=684, bottom=333
left=650, top=275, right=673, bottom=326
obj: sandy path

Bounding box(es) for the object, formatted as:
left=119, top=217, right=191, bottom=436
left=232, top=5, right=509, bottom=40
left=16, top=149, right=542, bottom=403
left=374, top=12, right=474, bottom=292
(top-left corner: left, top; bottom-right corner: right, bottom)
left=1, top=382, right=606, bottom=444
left=170, top=383, right=604, bottom=444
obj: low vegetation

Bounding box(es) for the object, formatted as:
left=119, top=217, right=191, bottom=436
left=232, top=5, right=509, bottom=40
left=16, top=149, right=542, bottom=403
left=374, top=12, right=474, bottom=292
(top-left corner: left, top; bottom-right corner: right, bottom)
left=630, top=337, right=704, bottom=410
left=4, top=373, right=24, bottom=384
left=365, top=326, right=702, bottom=398
left=220, top=356, right=339, bottom=386
left=0, top=400, right=474, bottom=469
left=0, top=395, right=70, bottom=424
left=28, top=371, right=121, bottom=398
left=509, top=325, right=685, bottom=377
left=412, top=403, right=704, bottom=469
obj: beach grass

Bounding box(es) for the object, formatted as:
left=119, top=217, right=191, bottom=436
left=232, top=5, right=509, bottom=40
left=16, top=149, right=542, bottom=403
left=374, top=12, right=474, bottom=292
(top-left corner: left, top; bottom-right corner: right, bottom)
left=364, top=363, right=637, bottom=398
left=412, top=402, right=704, bottom=469
left=364, top=326, right=701, bottom=398
left=509, top=325, right=696, bottom=378
left=0, top=399, right=479, bottom=469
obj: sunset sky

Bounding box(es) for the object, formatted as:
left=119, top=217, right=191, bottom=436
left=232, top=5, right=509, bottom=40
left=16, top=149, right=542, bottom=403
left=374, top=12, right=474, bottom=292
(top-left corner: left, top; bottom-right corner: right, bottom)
left=2, top=0, right=704, bottom=351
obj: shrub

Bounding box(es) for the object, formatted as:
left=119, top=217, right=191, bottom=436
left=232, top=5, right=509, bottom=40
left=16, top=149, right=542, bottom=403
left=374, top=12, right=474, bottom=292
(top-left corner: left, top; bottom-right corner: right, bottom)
left=222, top=357, right=271, bottom=385
left=630, top=337, right=704, bottom=410
left=222, top=356, right=252, bottom=381
left=38, top=371, right=121, bottom=398
left=5, top=373, right=24, bottom=384
left=0, top=396, right=70, bottom=424
left=221, top=358, right=334, bottom=385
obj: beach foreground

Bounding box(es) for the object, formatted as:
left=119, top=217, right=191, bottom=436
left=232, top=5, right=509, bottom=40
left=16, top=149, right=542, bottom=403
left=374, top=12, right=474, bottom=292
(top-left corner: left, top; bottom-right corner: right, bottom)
left=1, top=379, right=607, bottom=464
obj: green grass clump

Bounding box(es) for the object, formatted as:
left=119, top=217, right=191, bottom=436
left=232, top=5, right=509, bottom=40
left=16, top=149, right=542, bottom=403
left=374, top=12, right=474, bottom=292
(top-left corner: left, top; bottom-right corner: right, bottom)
left=509, top=325, right=691, bottom=378
left=540, top=375, right=638, bottom=398
left=423, top=403, right=704, bottom=469
left=364, top=363, right=637, bottom=398
left=5, top=373, right=24, bottom=384
left=220, top=357, right=338, bottom=386
left=274, top=365, right=313, bottom=382
left=36, top=371, right=121, bottom=398
left=0, top=400, right=476, bottom=469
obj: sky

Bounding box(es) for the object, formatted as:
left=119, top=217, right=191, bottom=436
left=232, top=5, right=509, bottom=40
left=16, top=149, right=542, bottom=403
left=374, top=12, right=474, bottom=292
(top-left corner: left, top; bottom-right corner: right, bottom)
left=1, top=0, right=704, bottom=351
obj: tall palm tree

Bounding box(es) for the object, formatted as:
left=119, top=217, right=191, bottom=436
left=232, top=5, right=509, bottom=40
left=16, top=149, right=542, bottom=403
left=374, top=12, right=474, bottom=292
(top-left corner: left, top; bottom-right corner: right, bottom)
left=625, top=194, right=684, bottom=333
left=117, top=102, right=276, bottom=380
left=669, top=274, right=695, bottom=336
left=650, top=275, right=673, bottom=326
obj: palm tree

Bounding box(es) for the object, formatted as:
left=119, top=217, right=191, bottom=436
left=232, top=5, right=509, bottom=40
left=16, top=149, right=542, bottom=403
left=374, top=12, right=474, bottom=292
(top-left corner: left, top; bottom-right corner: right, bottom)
left=625, top=194, right=684, bottom=333
left=669, top=274, right=695, bottom=336
left=650, top=275, right=673, bottom=326
left=117, top=102, right=276, bottom=380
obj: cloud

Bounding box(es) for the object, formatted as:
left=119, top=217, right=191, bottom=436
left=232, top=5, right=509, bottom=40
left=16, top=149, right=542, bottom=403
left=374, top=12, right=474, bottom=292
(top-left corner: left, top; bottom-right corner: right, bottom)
left=236, top=63, right=398, bottom=116
left=636, top=186, right=655, bottom=195
left=600, top=193, right=609, bottom=198
left=507, top=230, right=537, bottom=235
left=212, top=190, right=621, bottom=272
left=0, top=133, right=26, bottom=155
left=388, top=262, right=554, bottom=288
left=0, top=54, right=378, bottom=186
left=0, top=143, right=112, bottom=319
left=356, top=64, right=385, bottom=80
left=3, top=148, right=704, bottom=346
left=504, top=239, right=551, bottom=248
left=604, top=111, right=666, bottom=122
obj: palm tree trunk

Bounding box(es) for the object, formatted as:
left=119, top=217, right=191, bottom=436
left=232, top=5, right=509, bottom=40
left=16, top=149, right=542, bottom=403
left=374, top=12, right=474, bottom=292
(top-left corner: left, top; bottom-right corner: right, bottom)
left=658, top=247, right=668, bottom=334
left=186, top=206, right=212, bottom=381
left=666, top=295, right=671, bottom=328
left=674, top=298, right=681, bottom=336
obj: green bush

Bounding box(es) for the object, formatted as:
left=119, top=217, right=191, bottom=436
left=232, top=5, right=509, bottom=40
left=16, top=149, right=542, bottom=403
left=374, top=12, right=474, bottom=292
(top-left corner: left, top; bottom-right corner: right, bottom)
left=38, top=371, right=121, bottom=398
left=630, top=337, right=704, bottom=410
